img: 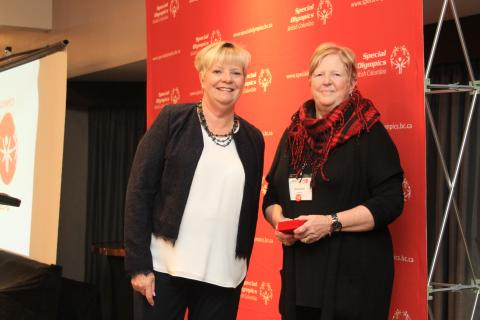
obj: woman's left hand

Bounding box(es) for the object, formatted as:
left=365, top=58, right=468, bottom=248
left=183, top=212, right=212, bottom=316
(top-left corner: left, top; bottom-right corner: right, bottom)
left=293, top=214, right=331, bottom=244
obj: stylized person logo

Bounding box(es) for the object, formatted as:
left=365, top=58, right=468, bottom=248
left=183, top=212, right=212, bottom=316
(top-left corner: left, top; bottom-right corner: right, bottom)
left=258, top=68, right=272, bottom=92
left=210, top=30, right=222, bottom=44
left=317, top=0, right=333, bottom=25
left=390, top=45, right=411, bottom=75
left=0, top=113, right=17, bottom=184
left=170, top=0, right=180, bottom=18
left=402, top=177, right=411, bottom=201
left=393, top=309, right=412, bottom=320
left=259, top=282, right=273, bottom=305
left=171, top=87, right=181, bottom=104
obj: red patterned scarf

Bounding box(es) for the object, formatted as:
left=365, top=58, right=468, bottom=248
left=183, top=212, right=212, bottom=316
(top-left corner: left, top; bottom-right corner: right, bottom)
left=288, top=89, right=380, bottom=182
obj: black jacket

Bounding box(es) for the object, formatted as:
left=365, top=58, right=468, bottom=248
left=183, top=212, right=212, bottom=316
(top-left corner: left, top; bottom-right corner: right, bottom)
left=124, top=103, right=265, bottom=275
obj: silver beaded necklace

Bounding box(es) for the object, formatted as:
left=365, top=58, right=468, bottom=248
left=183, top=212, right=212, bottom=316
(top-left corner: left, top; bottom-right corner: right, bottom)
left=197, top=101, right=239, bottom=147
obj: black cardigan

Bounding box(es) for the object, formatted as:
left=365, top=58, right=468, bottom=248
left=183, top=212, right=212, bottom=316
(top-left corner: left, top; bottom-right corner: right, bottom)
left=124, top=103, right=265, bottom=275
left=263, top=122, right=404, bottom=320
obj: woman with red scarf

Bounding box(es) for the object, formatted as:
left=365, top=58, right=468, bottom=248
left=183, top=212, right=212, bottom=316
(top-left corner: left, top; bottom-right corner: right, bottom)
left=263, top=43, right=404, bottom=320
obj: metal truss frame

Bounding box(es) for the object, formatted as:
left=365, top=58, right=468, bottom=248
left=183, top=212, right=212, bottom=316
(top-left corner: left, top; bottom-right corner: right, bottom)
left=425, top=0, right=480, bottom=319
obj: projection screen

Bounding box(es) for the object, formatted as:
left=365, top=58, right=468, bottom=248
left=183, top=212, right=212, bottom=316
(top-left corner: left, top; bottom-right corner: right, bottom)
left=0, top=50, right=67, bottom=265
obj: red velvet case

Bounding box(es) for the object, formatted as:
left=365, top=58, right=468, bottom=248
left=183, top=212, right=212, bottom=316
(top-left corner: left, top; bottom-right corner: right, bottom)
left=277, top=220, right=305, bottom=234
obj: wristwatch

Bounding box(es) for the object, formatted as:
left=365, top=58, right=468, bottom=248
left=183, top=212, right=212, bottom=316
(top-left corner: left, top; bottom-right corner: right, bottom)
left=331, top=213, right=342, bottom=233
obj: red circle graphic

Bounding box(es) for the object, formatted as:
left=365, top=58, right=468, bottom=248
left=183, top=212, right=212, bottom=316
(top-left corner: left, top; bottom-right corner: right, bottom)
left=0, top=113, right=17, bottom=184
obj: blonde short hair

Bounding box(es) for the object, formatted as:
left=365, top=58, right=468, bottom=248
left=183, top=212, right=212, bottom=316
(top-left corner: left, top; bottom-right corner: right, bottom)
left=195, top=41, right=251, bottom=79
left=309, top=43, right=357, bottom=84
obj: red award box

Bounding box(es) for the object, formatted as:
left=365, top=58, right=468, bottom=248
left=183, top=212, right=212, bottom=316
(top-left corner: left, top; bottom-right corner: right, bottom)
left=277, top=220, right=306, bottom=234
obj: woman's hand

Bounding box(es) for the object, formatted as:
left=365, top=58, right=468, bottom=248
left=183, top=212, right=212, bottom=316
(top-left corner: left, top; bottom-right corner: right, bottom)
left=131, top=272, right=156, bottom=306
left=275, top=217, right=297, bottom=246
left=293, top=214, right=332, bottom=244
left=265, top=204, right=297, bottom=246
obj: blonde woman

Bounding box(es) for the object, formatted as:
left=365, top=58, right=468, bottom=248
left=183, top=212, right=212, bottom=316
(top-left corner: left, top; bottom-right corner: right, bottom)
left=125, top=41, right=264, bottom=320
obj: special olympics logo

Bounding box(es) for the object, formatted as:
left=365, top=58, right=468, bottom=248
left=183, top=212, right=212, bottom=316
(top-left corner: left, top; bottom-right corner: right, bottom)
left=402, top=177, right=411, bottom=202
left=317, top=0, right=333, bottom=25
left=210, top=30, right=222, bottom=44
left=171, top=87, right=181, bottom=104
left=392, top=309, right=411, bottom=320
left=258, top=68, right=272, bottom=92
left=390, top=45, right=410, bottom=75
left=0, top=113, right=17, bottom=185
left=169, top=0, right=180, bottom=18
left=259, top=282, right=273, bottom=305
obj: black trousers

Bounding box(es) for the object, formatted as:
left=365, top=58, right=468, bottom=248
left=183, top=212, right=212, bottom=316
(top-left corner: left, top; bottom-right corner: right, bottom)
left=133, top=271, right=242, bottom=320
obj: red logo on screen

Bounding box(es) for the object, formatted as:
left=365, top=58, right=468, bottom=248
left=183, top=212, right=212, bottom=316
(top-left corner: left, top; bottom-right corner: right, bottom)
left=317, top=0, right=333, bottom=25
left=0, top=113, right=17, bottom=185
left=390, top=46, right=411, bottom=75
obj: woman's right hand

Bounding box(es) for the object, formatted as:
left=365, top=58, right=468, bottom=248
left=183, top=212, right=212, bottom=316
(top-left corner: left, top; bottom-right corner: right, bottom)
left=131, top=272, right=156, bottom=306
left=266, top=204, right=297, bottom=246
left=275, top=220, right=297, bottom=246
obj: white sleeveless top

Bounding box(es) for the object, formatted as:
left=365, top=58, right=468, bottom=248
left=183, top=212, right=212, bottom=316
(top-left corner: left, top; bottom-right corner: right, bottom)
left=150, top=125, right=247, bottom=288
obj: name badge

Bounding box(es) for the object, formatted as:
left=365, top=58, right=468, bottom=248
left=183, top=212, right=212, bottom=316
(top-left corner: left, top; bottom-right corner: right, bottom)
left=288, top=174, right=312, bottom=201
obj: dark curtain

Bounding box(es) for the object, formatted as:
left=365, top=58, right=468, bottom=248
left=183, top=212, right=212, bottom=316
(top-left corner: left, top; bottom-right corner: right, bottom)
left=69, top=82, right=146, bottom=320
left=427, top=61, right=480, bottom=319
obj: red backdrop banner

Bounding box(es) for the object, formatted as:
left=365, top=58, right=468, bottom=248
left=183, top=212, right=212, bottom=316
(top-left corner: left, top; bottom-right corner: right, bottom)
left=145, top=0, right=426, bottom=319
